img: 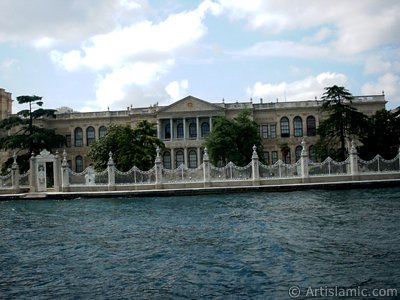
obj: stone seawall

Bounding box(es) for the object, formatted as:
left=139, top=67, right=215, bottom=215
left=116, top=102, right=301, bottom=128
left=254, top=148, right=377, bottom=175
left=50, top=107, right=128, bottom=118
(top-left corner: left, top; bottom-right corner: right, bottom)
left=1, top=173, right=399, bottom=201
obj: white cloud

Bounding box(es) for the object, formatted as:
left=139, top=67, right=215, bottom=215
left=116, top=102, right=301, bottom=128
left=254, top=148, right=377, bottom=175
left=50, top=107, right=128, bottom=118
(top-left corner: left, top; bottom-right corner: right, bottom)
left=1, top=58, right=18, bottom=70
left=0, top=0, right=150, bottom=43
left=217, top=0, right=400, bottom=55
left=233, top=40, right=331, bottom=59
left=94, top=61, right=172, bottom=110
left=51, top=1, right=214, bottom=71
left=47, top=1, right=219, bottom=109
left=364, top=56, right=392, bottom=75
left=362, top=73, right=400, bottom=108
left=165, top=80, right=189, bottom=100
left=247, top=72, right=348, bottom=101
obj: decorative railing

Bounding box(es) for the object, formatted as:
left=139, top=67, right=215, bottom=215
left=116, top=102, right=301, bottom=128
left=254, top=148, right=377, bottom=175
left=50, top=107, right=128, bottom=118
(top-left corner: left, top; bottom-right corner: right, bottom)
left=259, top=160, right=301, bottom=178
left=69, top=167, right=108, bottom=185
left=19, top=170, right=30, bottom=187
left=309, top=157, right=349, bottom=176
left=1, top=142, right=400, bottom=192
left=0, top=172, right=12, bottom=189
left=358, top=154, right=400, bottom=173
left=115, top=166, right=156, bottom=185
left=162, top=164, right=203, bottom=183
left=210, top=162, right=252, bottom=181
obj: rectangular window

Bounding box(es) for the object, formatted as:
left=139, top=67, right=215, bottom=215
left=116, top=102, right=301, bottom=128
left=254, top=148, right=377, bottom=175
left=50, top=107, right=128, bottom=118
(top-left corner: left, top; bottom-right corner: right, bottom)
left=269, top=125, right=276, bottom=138
left=263, top=151, right=270, bottom=165
left=65, top=135, right=71, bottom=148
left=261, top=125, right=268, bottom=138
left=271, top=151, right=278, bottom=164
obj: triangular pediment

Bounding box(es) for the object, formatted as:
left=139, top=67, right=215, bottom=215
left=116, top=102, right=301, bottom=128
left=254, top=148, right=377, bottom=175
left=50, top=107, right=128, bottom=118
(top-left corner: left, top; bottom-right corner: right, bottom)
left=158, top=96, right=224, bottom=115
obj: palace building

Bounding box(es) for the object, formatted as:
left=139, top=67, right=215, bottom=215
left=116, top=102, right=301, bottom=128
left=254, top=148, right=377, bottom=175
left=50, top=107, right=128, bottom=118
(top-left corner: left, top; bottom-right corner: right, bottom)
left=0, top=88, right=387, bottom=171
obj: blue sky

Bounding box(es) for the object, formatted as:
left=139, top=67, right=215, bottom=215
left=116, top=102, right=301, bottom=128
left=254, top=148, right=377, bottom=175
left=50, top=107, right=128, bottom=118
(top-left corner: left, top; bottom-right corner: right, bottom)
left=1, top=0, right=399, bottom=112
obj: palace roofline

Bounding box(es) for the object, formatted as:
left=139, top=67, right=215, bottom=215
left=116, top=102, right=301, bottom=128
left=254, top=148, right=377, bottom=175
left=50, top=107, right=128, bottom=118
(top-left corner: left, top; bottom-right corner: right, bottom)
left=51, top=94, right=386, bottom=119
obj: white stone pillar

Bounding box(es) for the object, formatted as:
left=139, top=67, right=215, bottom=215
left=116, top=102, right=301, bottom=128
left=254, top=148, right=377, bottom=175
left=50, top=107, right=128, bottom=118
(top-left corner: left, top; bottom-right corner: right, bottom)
left=155, top=146, right=162, bottom=188
left=209, top=117, right=213, bottom=132
left=29, top=152, right=36, bottom=193
left=53, top=151, right=60, bottom=192
left=251, top=145, right=260, bottom=185
left=300, top=139, right=309, bottom=182
left=107, top=151, right=116, bottom=191
left=11, top=154, right=19, bottom=192
left=203, top=147, right=210, bottom=187
left=349, top=140, right=358, bottom=176
left=61, top=149, right=70, bottom=191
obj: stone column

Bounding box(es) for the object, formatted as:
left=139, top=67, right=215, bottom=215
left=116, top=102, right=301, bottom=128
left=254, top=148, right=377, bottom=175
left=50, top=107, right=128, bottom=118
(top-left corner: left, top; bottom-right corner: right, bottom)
left=170, top=118, right=173, bottom=141
left=29, top=152, right=36, bottom=193
left=11, top=154, right=20, bottom=192
left=197, top=147, right=201, bottom=167
left=155, top=146, right=162, bottom=188
left=184, top=147, right=188, bottom=168
left=300, top=139, right=309, bottom=182
left=203, top=147, right=210, bottom=187
left=171, top=148, right=175, bottom=169
left=61, top=149, right=70, bottom=191
left=349, top=140, right=358, bottom=176
left=183, top=118, right=186, bottom=140
left=251, top=145, right=260, bottom=186
left=107, top=151, right=116, bottom=191
left=53, top=151, right=60, bottom=192
left=157, top=119, right=161, bottom=139
left=196, top=117, right=200, bottom=140
left=209, top=116, right=213, bottom=132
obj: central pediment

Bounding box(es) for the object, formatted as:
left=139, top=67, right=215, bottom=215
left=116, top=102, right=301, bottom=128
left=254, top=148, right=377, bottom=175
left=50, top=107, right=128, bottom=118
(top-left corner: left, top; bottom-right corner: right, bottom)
left=158, top=96, right=224, bottom=115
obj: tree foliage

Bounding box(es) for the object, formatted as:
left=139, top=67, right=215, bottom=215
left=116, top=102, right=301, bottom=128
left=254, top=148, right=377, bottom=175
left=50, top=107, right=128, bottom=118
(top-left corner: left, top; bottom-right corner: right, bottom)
left=88, top=120, right=164, bottom=172
left=358, top=108, right=400, bottom=160
left=0, top=95, right=66, bottom=173
left=317, top=85, right=369, bottom=160
left=206, top=110, right=263, bottom=166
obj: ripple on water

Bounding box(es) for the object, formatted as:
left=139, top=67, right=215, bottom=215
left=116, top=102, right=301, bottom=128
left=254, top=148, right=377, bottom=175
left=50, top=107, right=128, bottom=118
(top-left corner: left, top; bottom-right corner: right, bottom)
left=1, top=187, right=400, bottom=299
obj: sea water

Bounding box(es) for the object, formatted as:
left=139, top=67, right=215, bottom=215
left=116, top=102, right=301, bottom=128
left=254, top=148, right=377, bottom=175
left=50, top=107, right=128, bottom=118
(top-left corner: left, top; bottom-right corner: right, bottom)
left=1, top=187, right=399, bottom=299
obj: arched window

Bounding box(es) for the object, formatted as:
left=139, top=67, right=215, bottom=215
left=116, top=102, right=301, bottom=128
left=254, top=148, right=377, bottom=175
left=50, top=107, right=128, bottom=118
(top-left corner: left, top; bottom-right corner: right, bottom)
left=307, top=116, right=316, bottom=136
left=86, top=126, right=95, bottom=146
left=74, top=127, right=83, bottom=147
left=293, top=116, right=303, bottom=137
left=295, top=145, right=303, bottom=162
left=280, top=117, right=290, bottom=137
left=175, top=150, right=184, bottom=168
left=188, top=150, right=197, bottom=168
left=177, top=123, right=184, bottom=139
left=99, top=126, right=107, bottom=139
left=309, top=145, right=317, bottom=162
left=164, top=123, right=171, bottom=139
left=163, top=151, right=171, bottom=169
left=75, top=155, right=83, bottom=172
left=189, top=123, right=197, bottom=138
left=201, top=122, right=210, bottom=138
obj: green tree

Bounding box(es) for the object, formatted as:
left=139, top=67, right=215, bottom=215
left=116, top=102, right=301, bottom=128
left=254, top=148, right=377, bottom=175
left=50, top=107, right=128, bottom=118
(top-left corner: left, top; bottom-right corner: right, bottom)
left=88, top=121, right=164, bottom=171
left=0, top=95, right=66, bottom=173
left=206, top=110, right=263, bottom=166
left=358, top=108, right=400, bottom=160
left=317, top=85, right=369, bottom=160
